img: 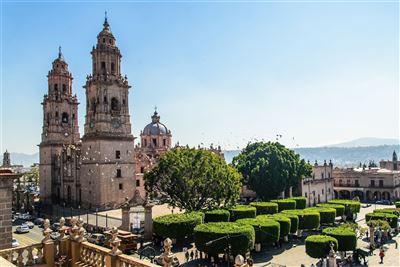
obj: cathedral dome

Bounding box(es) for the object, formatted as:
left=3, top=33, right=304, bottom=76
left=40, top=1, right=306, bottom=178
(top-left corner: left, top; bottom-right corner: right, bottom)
left=142, top=111, right=170, bottom=136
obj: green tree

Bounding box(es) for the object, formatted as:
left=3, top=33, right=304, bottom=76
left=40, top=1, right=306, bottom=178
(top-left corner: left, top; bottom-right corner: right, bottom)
left=144, top=147, right=241, bottom=211
left=25, top=167, right=39, bottom=187
left=232, top=142, right=312, bottom=200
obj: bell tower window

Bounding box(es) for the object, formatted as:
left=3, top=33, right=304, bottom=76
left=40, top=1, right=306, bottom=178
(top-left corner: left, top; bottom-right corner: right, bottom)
left=62, top=112, right=69, bottom=123
left=111, top=97, right=120, bottom=112
left=111, top=62, right=115, bottom=73
left=103, top=38, right=106, bottom=43
left=101, top=61, right=106, bottom=69
left=55, top=112, right=59, bottom=118
left=54, top=84, right=58, bottom=92
left=152, top=138, right=157, bottom=147
left=62, top=84, right=66, bottom=93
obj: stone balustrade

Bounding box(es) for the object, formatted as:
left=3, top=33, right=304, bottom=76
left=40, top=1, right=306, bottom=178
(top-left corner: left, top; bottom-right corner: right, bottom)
left=0, top=243, right=44, bottom=266
left=119, top=254, right=156, bottom=267
left=79, top=241, right=108, bottom=266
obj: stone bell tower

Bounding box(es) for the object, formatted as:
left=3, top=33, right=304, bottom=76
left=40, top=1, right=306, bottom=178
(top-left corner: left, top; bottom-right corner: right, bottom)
left=39, top=48, right=80, bottom=205
left=80, top=15, right=135, bottom=210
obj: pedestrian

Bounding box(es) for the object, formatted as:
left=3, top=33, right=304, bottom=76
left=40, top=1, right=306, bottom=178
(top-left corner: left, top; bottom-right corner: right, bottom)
left=366, top=230, right=369, bottom=239
left=379, top=248, right=385, bottom=264
left=190, top=250, right=194, bottom=261
left=195, top=249, right=199, bottom=260
left=279, top=238, right=283, bottom=248
left=185, top=251, right=189, bottom=263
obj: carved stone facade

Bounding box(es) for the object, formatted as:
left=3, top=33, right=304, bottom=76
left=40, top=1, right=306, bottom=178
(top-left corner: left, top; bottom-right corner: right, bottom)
left=40, top=17, right=135, bottom=210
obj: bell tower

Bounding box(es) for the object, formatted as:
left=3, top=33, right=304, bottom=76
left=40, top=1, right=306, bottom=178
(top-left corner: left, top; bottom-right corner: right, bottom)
left=81, top=14, right=135, bottom=210
left=39, top=48, right=80, bottom=205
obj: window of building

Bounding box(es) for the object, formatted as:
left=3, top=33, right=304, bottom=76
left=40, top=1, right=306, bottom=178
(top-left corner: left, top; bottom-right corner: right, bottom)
left=371, top=180, right=375, bottom=187
left=152, top=138, right=157, bottom=146
left=140, top=166, right=144, bottom=173
left=328, top=188, right=331, bottom=193
left=54, top=84, right=58, bottom=91
left=111, top=62, right=115, bottom=72
left=322, top=189, right=324, bottom=195
left=104, top=96, right=107, bottom=103
left=347, top=179, right=350, bottom=185
left=111, top=97, right=120, bottom=111
left=144, top=140, right=147, bottom=147
left=109, top=39, right=112, bottom=44
left=328, top=172, right=330, bottom=178
left=379, top=180, right=383, bottom=187
left=355, top=180, right=359, bottom=186
left=103, top=38, right=106, bottom=43
left=116, top=150, right=121, bottom=159
left=305, top=192, right=307, bottom=197
left=122, top=99, right=126, bottom=105
left=62, top=84, right=66, bottom=93
left=62, top=112, right=69, bottom=123
left=163, top=139, right=166, bottom=146
left=55, top=111, right=59, bottom=118
left=339, top=179, right=342, bottom=185
left=136, top=180, right=140, bottom=187
left=101, top=61, right=106, bottom=69
left=116, top=169, right=122, bottom=178
left=321, top=173, right=324, bottom=179
left=119, top=183, right=123, bottom=190
left=313, top=191, right=315, bottom=196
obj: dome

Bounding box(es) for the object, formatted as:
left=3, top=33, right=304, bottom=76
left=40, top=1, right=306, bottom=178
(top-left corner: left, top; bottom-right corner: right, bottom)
left=142, top=111, right=170, bottom=136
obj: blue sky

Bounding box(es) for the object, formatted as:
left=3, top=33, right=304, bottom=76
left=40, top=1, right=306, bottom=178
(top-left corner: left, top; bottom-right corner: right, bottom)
left=1, top=1, right=399, bottom=154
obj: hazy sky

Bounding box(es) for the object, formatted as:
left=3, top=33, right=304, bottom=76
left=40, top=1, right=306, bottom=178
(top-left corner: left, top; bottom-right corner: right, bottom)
left=1, top=1, right=399, bottom=154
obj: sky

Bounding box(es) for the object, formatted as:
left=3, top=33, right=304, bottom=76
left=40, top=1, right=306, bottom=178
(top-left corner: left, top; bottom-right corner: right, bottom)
left=1, top=1, right=399, bottom=154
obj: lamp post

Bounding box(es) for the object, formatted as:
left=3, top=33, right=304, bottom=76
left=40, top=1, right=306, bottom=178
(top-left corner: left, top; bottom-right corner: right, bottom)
left=95, top=208, right=98, bottom=232
left=78, top=205, right=81, bottom=220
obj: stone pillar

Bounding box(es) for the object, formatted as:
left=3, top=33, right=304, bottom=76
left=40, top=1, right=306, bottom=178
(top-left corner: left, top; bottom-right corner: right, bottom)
left=58, top=217, right=70, bottom=256
left=144, top=201, right=154, bottom=241
left=0, top=173, right=14, bottom=249
left=120, top=205, right=130, bottom=232
left=42, top=219, right=55, bottom=266
left=328, top=242, right=336, bottom=267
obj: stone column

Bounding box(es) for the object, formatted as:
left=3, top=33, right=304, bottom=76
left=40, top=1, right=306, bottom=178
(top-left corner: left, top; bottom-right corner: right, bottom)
left=106, top=227, right=122, bottom=267
left=144, top=201, right=154, bottom=241
left=42, top=219, right=55, bottom=266
left=0, top=173, right=13, bottom=250
left=58, top=217, right=70, bottom=257
left=120, top=205, right=130, bottom=232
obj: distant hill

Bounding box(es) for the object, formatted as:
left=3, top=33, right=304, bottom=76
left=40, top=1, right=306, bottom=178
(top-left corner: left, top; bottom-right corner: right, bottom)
left=224, top=145, right=400, bottom=167
left=0, top=152, right=39, bottom=167
left=328, top=137, right=399, bottom=148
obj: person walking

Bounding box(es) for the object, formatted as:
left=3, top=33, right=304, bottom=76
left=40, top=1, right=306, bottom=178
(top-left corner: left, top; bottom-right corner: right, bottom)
left=190, top=250, right=195, bottom=261
left=379, top=248, right=385, bottom=264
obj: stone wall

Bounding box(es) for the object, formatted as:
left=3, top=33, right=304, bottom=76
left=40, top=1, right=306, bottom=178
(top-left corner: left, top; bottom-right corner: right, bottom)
left=0, top=176, right=13, bottom=249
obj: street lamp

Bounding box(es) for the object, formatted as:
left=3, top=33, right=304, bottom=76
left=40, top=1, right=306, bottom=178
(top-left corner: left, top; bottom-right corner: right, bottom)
left=78, top=205, right=81, bottom=220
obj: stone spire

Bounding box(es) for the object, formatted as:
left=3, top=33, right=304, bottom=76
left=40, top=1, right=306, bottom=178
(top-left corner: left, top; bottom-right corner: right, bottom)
left=2, top=150, right=11, bottom=167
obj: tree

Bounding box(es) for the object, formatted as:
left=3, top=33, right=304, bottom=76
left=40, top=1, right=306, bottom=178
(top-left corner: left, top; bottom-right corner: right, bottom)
left=144, top=147, right=241, bottom=211
left=25, top=167, right=39, bottom=187
left=232, top=142, right=312, bottom=200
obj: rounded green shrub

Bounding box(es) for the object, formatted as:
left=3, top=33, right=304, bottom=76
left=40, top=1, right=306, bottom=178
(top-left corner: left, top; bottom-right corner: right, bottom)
left=328, top=200, right=360, bottom=215
left=204, top=209, right=230, bottom=222
left=305, top=207, right=336, bottom=225
left=257, top=214, right=291, bottom=238
left=236, top=218, right=280, bottom=244
left=395, top=201, right=400, bottom=208
left=250, top=202, right=278, bottom=215
left=282, top=209, right=320, bottom=230
left=305, top=235, right=338, bottom=259
left=317, top=203, right=345, bottom=217
left=365, top=212, right=398, bottom=228
left=271, top=199, right=297, bottom=211
left=153, top=212, right=204, bottom=239
left=194, top=222, right=255, bottom=256
left=278, top=212, right=299, bottom=233
left=322, top=227, right=357, bottom=251
left=373, top=208, right=400, bottom=217
left=230, top=205, right=257, bottom=221
left=289, top=197, right=307, bottom=209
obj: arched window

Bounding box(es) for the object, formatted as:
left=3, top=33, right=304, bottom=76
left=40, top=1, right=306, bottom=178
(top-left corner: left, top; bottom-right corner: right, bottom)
left=104, top=96, right=107, bottom=103
left=54, top=84, right=58, bottom=92
left=62, top=84, right=66, bottom=93
left=91, top=98, right=97, bottom=113
left=55, top=111, right=59, bottom=118
left=62, top=112, right=69, bottom=123
left=111, top=62, right=115, bottom=72
left=111, top=97, right=120, bottom=112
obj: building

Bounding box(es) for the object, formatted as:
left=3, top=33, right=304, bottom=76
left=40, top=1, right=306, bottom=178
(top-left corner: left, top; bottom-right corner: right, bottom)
left=379, top=150, right=399, bottom=171
left=134, top=110, right=172, bottom=197
left=2, top=150, right=11, bottom=167
left=301, top=160, right=335, bottom=206
left=333, top=151, right=400, bottom=201
left=39, top=17, right=136, bottom=211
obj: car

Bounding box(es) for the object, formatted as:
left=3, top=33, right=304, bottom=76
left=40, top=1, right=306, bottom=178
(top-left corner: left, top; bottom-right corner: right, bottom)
left=24, top=221, right=34, bottom=229
left=87, top=233, right=106, bottom=246
left=34, top=218, right=44, bottom=226
left=50, top=232, right=60, bottom=240
left=16, top=225, right=30, bottom=234
left=11, top=238, right=19, bottom=248
left=376, top=200, right=392, bottom=205
left=51, top=223, right=61, bottom=232
left=20, top=213, right=32, bottom=220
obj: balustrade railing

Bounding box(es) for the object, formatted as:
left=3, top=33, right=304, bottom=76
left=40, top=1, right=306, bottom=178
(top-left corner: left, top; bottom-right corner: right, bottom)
left=79, top=241, right=108, bottom=267
left=0, top=243, right=44, bottom=266
left=119, top=254, right=156, bottom=267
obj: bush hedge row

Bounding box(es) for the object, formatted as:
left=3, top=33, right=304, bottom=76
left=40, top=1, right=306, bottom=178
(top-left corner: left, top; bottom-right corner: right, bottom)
left=373, top=208, right=400, bottom=217
left=305, top=235, right=338, bottom=259
left=316, top=203, right=345, bottom=217
left=153, top=212, right=204, bottom=239
left=194, top=222, right=255, bottom=256
left=395, top=201, right=400, bottom=208
left=305, top=207, right=336, bottom=225
left=328, top=200, right=361, bottom=214
left=281, top=210, right=320, bottom=230
left=230, top=205, right=257, bottom=221
left=249, top=202, right=278, bottom=215
left=236, top=218, right=280, bottom=244
left=365, top=212, right=398, bottom=228
left=279, top=212, right=299, bottom=233
left=289, top=197, right=307, bottom=209
left=257, top=214, right=291, bottom=238
left=204, top=209, right=230, bottom=222
left=322, top=227, right=357, bottom=251
left=271, top=199, right=297, bottom=212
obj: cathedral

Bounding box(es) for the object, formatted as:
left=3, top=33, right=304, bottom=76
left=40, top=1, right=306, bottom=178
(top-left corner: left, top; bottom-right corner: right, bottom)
left=39, top=17, right=172, bottom=211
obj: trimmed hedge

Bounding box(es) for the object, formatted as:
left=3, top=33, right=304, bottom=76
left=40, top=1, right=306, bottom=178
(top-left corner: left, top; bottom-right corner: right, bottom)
left=395, top=201, right=400, bottom=208
left=257, top=214, right=291, bottom=238
left=279, top=212, right=299, bottom=233
left=373, top=208, right=400, bottom=217
left=328, top=200, right=361, bottom=215
left=282, top=210, right=320, bottom=230
left=367, top=220, right=391, bottom=231
left=205, top=209, right=230, bottom=222
left=305, top=207, right=336, bottom=225
left=305, top=235, right=338, bottom=259
left=271, top=199, right=297, bottom=211
left=230, top=205, right=257, bottom=221
left=289, top=197, right=307, bottom=209
left=322, top=227, right=357, bottom=251
left=317, top=203, right=345, bottom=217
left=153, top=212, right=204, bottom=239
left=250, top=202, right=278, bottom=215
left=236, top=218, right=280, bottom=244
left=365, top=212, right=398, bottom=229
left=194, top=222, right=255, bottom=256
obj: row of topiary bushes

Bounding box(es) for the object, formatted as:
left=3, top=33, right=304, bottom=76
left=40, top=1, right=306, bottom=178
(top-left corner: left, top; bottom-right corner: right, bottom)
left=366, top=212, right=398, bottom=229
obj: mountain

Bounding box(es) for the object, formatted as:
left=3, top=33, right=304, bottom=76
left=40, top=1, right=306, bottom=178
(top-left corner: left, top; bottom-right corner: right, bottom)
left=0, top=152, right=39, bottom=167
left=224, top=145, right=400, bottom=167
left=328, top=137, right=399, bottom=148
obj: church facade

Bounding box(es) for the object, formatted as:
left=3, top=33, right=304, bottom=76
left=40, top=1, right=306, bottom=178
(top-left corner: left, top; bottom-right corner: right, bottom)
left=39, top=17, right=170, bottom=210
